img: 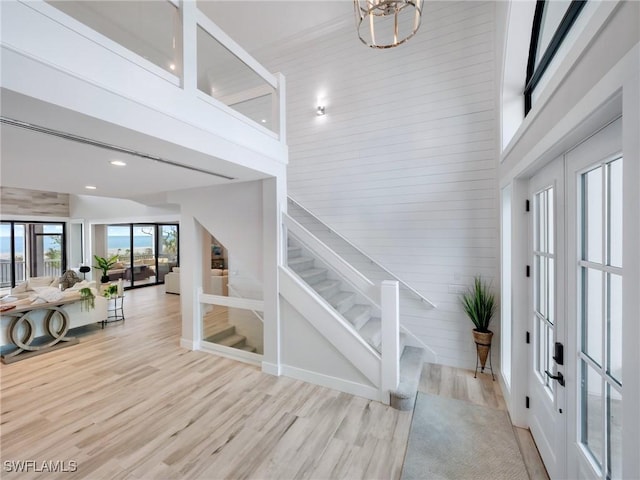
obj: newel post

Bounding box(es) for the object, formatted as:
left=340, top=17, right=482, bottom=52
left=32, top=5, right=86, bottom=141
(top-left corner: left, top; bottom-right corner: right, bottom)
left=381, top=280, right=400, bottom=396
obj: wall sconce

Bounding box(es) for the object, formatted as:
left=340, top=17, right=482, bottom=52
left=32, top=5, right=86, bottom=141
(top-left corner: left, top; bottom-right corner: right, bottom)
left=316, top=105, right=326, bottom=116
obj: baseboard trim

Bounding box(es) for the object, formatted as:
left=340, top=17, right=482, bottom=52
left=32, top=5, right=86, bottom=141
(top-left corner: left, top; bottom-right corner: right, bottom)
left=180, top=338, right=197, bottom=350
left=262, top=361, right=281, bottom=376
left=280, top=364, right=382, bottom=402
left=199, top=341, right=262, bottom=367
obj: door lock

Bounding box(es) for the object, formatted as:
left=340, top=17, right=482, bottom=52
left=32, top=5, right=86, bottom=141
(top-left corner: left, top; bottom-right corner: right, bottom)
left=545, top=370, right=565, bottom=387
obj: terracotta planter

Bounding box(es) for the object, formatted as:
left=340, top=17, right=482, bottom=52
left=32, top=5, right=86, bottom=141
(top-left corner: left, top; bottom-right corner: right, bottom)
left=472, top=330, right=493, bottom=371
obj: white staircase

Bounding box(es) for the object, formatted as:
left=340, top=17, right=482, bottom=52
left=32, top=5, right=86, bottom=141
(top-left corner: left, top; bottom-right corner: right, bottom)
left=287, top=242, right=407, bottom=356
left=283, top=223, right=426, bottom=410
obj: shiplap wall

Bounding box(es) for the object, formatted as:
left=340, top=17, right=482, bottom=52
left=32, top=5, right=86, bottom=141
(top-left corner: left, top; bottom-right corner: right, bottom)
left=257, top=1, right=498, bottom=368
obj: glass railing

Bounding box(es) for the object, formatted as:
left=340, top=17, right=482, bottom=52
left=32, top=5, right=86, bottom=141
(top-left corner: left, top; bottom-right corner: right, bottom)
left=202, top=304, right=264, bottom=355
left=196, top=25, right=278, bottom=134
left=43, top=0, right=283, bottom=139
left=47, top=0, right=182, bottom=77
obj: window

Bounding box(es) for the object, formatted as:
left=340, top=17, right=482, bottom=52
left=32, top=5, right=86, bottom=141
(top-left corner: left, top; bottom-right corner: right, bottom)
left=525, top=1, right=587, bottom=114
left=104, top=223, right=178, bottom=289
left=1, top=221, right=66, bottom=288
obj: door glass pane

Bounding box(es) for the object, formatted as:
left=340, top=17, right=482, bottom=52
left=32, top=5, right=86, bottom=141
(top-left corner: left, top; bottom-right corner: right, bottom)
left=545, top=323, right=554, bottom=393
left=608, top=274, right=622, bottom=384
left=608, top=159, right=622, bottom=268
left=158, top=225, right=178, bottom=282
left=107, top=225, right=129, bottom=283
left=583, top=267, right=603, bottom=366
left=581, top=361, right=604, bottom=469
left=1, top=223, right=11, bottom=288
left=133, top=225, right=156, bottom=286
left=608, top=384, right=622, bottom=479
left=13, top=225, right=25, bottom=285
left=547, top=189, right=554, bottom=254
left=536, top=255, right=547, bottom=317
left=33, top=224, right=63, bottom=278
left=548, top=257, right=555, bottom=324
left=584, top=167, right=603, bottom=263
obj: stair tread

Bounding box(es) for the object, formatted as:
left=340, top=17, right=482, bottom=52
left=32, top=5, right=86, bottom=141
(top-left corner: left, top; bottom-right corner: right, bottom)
left=328, top=291, right=355, bottom=307
left=287, top=246, right=302, bottom=258
left=313, top=279, right=342, bottom=296
left=288, top=256, right=313, bottom=266
left=216, top=333, right=247, bottom=347
left=240, top=345, right=257, bottom=353
left=344, top=304, right=372, bottom=329
left=298, top=267, right=326, bottom=277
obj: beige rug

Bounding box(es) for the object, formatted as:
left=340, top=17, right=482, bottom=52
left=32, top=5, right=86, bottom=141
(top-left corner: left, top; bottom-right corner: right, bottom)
left=401, top=393, right=529, bottom=480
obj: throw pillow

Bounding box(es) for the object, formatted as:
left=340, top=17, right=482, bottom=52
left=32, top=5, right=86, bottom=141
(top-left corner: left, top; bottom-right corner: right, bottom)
left=30, top=286, right=64, bottom=304
left=11, top=282, right=28, bottom=294
left=59, top=270, right=81, bottom=291
left=27, top=276, right=54, bottom=290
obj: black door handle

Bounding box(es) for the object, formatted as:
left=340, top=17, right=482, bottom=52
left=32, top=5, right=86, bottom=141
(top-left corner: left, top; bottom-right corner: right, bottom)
left=545, top=370, right=565, bottom=386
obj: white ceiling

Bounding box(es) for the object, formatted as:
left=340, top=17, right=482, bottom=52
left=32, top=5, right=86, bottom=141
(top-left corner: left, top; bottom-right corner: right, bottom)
left=0, top=1, right=351, bottom=203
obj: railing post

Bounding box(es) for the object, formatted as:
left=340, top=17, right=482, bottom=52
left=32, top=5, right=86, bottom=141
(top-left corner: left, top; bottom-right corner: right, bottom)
left=381, top=280, right=400, bottom=397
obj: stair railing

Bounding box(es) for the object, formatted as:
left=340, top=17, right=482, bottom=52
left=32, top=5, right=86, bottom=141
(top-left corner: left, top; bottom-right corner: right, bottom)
left=228, top=284, right=264, bottom=323
left=287, top=196, right=437, bottom=308
left=283, top=212, right=380, bottom=305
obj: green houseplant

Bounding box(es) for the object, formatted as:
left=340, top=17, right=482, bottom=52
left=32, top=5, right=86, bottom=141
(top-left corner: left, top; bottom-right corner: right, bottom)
left=79, top=287, right=95, bottom=312
left=461, top=276, right=496, bottom=371
left=94, top=254, right=118, bottom=284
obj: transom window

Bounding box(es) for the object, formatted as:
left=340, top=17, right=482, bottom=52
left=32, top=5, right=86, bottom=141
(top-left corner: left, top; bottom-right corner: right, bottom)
left=525, top=0, right=587, bottom=114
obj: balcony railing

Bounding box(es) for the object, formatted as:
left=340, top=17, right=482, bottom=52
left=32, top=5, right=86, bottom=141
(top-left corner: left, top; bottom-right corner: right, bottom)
left=41, top=0, right=285, bottom=143
left=0, top=260, right=61, bottom=288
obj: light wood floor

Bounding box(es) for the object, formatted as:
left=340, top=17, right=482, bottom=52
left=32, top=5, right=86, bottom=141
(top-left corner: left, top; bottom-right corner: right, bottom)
left=1, top=286, right=547, bottom=479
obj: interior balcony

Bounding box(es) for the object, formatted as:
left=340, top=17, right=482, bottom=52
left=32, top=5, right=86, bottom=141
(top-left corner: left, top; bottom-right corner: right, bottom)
left=0, top=0, right=287, bottom=188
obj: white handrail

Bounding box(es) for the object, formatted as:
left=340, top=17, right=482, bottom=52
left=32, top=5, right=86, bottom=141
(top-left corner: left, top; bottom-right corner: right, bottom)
left=287, top=196, right=437, bottom=309
left=227, top=284, right=264, bottom=323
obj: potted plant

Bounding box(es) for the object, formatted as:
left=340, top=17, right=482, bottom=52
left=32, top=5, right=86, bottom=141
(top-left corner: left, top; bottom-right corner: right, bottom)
left=103, top=283, right=118, bottom=299
left=461, top=276, right=496, bottom=372
left=79, top=287, right=95, bottom=312
left=94, top=254, right=118, bottom=284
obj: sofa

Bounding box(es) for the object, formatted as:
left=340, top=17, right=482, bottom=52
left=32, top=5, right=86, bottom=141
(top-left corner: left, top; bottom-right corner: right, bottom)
left=164, top=267, right=181, bottom=294
left=1, top=276, right=108, bottom=347
left=164, top=267, right=228, bottom=296
left=107, top=261, right=154, bottom=282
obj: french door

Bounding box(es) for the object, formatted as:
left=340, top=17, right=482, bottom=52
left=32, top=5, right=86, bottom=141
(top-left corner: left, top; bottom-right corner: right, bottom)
left=529, top=156, right=566, bottom=480
left=528, top=118, right=622, bottom=479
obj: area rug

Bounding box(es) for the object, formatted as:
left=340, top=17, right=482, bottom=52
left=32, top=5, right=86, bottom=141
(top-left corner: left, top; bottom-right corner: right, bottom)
left=401, top=393, right=529, bottom=480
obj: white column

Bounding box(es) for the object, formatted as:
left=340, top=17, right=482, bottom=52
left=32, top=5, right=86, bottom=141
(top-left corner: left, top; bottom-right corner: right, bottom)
left=381, top=280, right=400, bottom=398
left=179, top=213, right=203, bottom=350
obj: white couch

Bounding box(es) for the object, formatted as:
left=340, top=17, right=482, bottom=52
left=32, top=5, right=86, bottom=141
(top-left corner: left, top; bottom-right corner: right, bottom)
left=1, top=277, right=108, bottom=347
left=164, top=267, right=181, bottom=294
left=164, top=267, right=228, bottom=296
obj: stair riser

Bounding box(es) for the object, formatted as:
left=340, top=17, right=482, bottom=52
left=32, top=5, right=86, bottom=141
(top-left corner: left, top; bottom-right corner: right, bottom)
left=206, top=326, right=236, bottom=343
left=288, top=247, right=302, bottom=259
left=315, top=283, right=341, bottom=300
left=349, top=312, right=371, bottom=330
left=334, top=295, right=356, bottom=315
left=300, top=270, right=327, bottom=285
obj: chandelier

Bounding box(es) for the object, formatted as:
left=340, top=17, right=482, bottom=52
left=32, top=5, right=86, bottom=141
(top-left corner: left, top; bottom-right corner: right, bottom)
left=354, top=0, right=424, bottom=49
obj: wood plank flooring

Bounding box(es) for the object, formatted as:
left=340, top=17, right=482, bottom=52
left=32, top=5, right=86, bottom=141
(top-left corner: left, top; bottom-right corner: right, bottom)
left=1, top=286, right=547, bottom=479
left=0, top=287, right=411, bottom=479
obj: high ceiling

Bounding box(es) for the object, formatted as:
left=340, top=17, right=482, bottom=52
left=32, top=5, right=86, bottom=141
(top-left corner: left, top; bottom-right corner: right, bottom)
left=0, top=1, right=350, bottom=202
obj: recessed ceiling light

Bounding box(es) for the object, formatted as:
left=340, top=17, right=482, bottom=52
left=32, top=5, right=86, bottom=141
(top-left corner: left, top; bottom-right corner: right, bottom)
left=261, top=119, right=267, bottom=123
left=169, top=63, right=176, bottom=71
left=85, top=185, right=97, bottom=190
left=110, top=160, right=127, bottom=167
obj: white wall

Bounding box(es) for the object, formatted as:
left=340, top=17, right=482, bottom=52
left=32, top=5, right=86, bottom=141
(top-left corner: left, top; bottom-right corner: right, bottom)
left=256, top=1, right=498, bottom=369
